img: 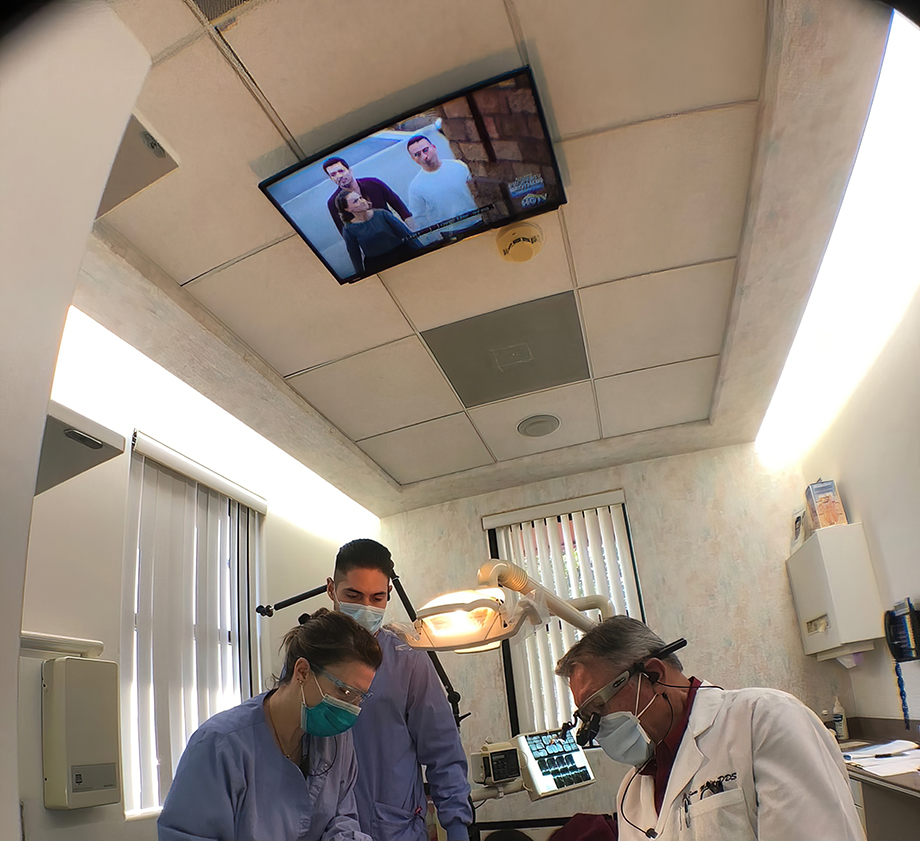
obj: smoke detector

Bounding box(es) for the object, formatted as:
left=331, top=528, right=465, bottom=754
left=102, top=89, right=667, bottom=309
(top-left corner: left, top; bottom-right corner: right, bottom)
left=517, top=414, right=561, bottom=438
left=497, top=222, right=544, bottom=263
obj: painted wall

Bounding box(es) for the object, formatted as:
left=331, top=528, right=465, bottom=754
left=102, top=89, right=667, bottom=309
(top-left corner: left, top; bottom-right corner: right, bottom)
left=0, top=3, right=149, bottom=836
left=380, top=443, right=854, bottom=822
left=801, top=287, right=920, bottom=722
left=18, top=305, right=378, bottom=839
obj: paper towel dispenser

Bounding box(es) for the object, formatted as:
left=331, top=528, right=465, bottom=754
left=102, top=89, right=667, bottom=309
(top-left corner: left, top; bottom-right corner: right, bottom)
left=786, top=523, right=884, bottom=665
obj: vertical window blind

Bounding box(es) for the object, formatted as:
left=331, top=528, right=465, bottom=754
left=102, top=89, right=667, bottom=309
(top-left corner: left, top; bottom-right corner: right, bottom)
left=486, top=491, right=642, bottom=733
left=121, top=434, right=265, bottom=813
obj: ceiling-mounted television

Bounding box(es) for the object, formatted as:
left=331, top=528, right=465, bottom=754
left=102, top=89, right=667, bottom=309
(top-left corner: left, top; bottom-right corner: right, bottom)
left=259, top=67, right=566, bottom=284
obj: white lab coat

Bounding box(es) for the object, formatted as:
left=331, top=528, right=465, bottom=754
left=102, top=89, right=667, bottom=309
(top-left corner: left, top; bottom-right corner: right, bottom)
left=615, top=684, right=865, bottom=840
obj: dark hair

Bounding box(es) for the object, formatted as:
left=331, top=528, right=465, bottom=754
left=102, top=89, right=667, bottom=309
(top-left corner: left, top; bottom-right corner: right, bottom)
left=334, top=538, right=394, bottom=583
left=555, top=615, right=683, bottom=679
left=334, top=190, right=360, bottom=224
left=322, top=156, right=349, bottom=174
left=277, top=608, right=381, bottom=685
left=406, top=134, right=432, bottom=152
left=485, top=832, right=533, bottom=841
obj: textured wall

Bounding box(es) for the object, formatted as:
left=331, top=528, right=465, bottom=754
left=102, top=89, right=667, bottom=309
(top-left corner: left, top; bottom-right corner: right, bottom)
left=381, top=443, right=855, bottom=820
left=802, top=287, right=920, bottom=720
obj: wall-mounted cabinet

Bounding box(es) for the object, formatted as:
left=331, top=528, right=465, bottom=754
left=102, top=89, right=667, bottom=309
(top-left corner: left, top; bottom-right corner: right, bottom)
left=35, top=401, right=124, bottom=495
left=786, top=523, right=884, bottom=661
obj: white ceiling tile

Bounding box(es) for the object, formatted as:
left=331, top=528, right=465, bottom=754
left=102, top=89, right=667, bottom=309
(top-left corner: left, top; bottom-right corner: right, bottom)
left=515, top=0, right=765, bottom=138
left=596, top=357, right=720, bottom=438
left=224, top=0, right=520, bottom=156
left=287, top=337, right=462, bottom=440
left=111, top=0, right=202, bottom=61
left=104, top=161, right=292, bottom=281
left=102, top=35, right=298, bottom=280
left=582, top=260, right=736, bottom=378
left=131, top=35, right=287, bottom=165
left=469, top=382, right=599, bottom=461
left=357, top=414, right=493, bottom=485
left=187, top=237, right=413, bottom=375
left=383, top=213, right=573, bottom=331
left=562, top=103, right=757, bottom=286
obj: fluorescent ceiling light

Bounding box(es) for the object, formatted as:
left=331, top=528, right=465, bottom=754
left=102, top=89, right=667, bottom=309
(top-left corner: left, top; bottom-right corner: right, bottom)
left=52, top=307, right=379, bottom=541
left=756, top=13, right=920, bottom=469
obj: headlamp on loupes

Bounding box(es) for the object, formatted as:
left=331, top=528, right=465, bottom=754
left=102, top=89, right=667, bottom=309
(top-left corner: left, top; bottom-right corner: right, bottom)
left=561, top=638, right=687, bottom=746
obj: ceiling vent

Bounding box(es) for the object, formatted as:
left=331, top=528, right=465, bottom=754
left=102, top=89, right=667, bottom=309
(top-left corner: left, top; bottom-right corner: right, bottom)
left=189, top=0, right=252, bottom=22
left=517, top=414, right=561, bottom=438
left=422, top=292, right=589, bottom=408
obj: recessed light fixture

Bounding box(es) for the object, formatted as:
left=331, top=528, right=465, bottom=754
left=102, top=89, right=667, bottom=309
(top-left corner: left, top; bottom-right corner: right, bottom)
left=517, top=414, right=561, bottom=438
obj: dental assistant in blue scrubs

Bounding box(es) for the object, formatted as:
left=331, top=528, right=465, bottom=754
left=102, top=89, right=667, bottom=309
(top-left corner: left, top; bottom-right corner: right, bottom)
left=158, top=610, right=382, bottom=841
left=327, top=539, right=473, bottom=841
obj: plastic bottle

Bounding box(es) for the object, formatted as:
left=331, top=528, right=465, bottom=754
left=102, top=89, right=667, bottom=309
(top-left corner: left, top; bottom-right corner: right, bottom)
left=833, top=696, right=849, bottom=740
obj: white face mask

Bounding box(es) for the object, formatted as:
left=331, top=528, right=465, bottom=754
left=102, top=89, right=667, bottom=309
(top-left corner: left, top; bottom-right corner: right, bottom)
left=338, top=601, right=386, bottom=634
left=595, top=675, right=657, bottom=766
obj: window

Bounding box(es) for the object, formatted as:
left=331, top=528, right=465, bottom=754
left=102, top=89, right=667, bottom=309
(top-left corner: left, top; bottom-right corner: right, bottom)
left=484, top=491, right=643, bottom=734
left=120, top=433, right=265, bottom=814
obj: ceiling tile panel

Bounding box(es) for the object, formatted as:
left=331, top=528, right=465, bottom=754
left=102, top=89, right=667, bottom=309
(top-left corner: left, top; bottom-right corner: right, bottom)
left=187, top=237, right=413, bottom=375
left=224, top=0, right=520, bottom=155
left=596, top=357, right=720, bottom=438
left=357, top=414, right=493, bottom=485
left=562, top=103, right=757, bottom=287
left=102, top=36, right=298, bottom=281
left=383, top=212, right=573, bottom=331
left=422, top=292, right=588, bottom=408
left=287, top=337, right=462, bottom=441
left=515, top=0, right=765, bottom=138
left=581, top=259, right=736, bottom=378
left=111, top=0, right=203, bottom=60
left=469, top=382, right=599, bottom=461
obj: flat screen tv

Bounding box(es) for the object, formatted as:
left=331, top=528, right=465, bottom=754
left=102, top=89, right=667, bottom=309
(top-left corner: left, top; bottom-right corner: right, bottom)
left=259, top=67, right=566, bottom=284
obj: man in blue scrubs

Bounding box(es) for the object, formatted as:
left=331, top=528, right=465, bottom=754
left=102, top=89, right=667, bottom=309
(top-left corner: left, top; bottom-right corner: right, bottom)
left=327, top=539, right=473, bottom=841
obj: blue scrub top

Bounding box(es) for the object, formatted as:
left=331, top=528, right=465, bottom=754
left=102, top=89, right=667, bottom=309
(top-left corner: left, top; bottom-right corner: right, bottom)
left=351, top=629, right=472, bottom=841
left=158, top=691, right=371, bottom=841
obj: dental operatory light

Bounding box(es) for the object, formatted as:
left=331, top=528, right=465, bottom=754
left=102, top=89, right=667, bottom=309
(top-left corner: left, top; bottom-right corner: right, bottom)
left=413, top=588, right=509, bottom=652
left=397, top=560, right=613, bottom=653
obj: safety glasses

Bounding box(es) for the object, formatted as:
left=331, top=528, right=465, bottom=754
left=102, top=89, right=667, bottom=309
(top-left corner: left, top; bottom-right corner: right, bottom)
left=571, top=667, right=634, bottom=745
left=567, top=638, right=688, bottom=746
left=313, top=665, right=373, bottom=706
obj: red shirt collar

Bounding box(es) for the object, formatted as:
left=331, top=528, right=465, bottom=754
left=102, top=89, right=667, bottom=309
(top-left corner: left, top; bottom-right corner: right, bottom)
left=639, top=677, right=702, bottom=813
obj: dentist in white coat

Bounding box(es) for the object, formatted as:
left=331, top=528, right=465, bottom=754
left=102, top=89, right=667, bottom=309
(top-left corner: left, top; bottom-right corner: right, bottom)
left=556, top=617, right=864, bottom=840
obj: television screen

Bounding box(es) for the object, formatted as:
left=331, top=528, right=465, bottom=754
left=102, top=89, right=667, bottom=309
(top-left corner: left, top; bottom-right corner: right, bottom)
left=259, top=67, right=566, bottom=284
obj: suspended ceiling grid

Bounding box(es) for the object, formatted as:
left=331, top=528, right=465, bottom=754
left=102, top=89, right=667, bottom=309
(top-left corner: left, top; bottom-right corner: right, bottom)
left=87, top=0, right=889, bottom=513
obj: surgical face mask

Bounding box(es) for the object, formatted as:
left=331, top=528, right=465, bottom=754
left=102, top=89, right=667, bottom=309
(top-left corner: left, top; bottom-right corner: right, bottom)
left=338, top=601, right=386, bottom=634
left=301, top=675, right=361, bottom=737
left=594, top=676, right=657, bottom=766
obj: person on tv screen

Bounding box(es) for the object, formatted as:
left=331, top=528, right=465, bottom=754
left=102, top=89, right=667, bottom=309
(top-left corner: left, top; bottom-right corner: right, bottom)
left=335, top=191, right=418, bottom=276
left=406, top=134, right=481, bottom=243
left=323, top=157, right=412, bottom=236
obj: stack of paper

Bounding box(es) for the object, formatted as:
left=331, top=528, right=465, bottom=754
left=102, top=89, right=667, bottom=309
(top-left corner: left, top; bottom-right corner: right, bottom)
left=843, top=740, right=920, bottom=777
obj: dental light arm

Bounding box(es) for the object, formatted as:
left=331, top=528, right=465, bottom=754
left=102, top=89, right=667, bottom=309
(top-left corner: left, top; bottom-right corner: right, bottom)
left=394, top=559, right=614, bottom=652
left=478, top=560, right=609, bottom=632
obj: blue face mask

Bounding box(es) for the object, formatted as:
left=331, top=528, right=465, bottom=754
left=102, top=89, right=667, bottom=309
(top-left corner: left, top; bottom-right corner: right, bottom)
left=338, top=601, right=386, bottom=635
left=301, top=675, right=361, bottom=737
